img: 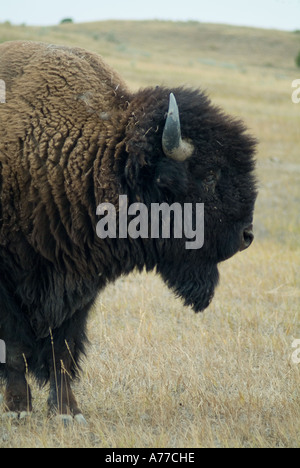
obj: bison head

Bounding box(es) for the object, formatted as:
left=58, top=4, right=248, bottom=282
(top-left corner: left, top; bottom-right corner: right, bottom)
left=121, top=87, right=257, bottom=312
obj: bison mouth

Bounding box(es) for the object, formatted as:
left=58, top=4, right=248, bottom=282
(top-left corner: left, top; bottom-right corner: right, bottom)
left=159, top=261, right=219, bottom=313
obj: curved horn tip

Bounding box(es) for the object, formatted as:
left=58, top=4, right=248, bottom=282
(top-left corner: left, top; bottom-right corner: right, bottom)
left=168, top=93, right=178, bottom=116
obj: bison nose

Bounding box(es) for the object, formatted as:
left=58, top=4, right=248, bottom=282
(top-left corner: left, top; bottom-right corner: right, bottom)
left=240, top=225, right=254, bottom=251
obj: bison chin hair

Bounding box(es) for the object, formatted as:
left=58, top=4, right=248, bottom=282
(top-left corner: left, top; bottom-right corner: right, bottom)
left=158, top=261, right=220, bottom=313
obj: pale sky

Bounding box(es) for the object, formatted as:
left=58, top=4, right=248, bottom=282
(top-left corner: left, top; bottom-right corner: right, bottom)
left=0, top=0, right=299, bottom=31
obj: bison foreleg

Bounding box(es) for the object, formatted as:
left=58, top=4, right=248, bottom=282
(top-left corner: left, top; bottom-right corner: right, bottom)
left=47, top=328, right=88, bottom=426
left=45, top=307, right=90, bottom=425
left=47, top=368, right=87, bottom=426
left=48, top=366, right=79, bottom=414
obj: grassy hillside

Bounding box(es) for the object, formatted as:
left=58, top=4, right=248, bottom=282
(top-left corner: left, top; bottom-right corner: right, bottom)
left=1, top=20, right=299, bottom=67
left=0, top=20, right=299, bottom=448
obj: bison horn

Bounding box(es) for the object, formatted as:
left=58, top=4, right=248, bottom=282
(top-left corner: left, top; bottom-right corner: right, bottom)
left=162, top=93, right=194, bottom=161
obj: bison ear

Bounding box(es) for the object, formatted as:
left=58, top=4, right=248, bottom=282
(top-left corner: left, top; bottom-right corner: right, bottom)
left=155, top=158, right=189, bottom=197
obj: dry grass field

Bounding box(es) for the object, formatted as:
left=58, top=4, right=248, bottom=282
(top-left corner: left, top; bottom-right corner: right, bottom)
left=0, top=20, right=299, bottom=448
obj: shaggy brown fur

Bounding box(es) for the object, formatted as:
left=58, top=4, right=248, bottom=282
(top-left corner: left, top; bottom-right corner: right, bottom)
left=0, top=41, right=257, bottom=420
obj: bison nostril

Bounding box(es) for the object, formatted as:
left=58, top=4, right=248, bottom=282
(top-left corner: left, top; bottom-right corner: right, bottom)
left=240, top=226, right=254, bottom=251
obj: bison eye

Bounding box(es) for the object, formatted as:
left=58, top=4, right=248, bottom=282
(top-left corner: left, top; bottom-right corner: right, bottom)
left=204, top=173, right=216, bottom=186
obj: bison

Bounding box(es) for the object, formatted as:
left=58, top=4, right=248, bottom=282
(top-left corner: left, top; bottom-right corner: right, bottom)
left=0, top=41, right=257, bottom=424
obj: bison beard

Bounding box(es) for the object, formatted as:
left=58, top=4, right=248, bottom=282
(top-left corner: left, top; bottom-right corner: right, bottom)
left=159, top=260, right=219, bottom=312
left=0, top=41, right=257, bottom=422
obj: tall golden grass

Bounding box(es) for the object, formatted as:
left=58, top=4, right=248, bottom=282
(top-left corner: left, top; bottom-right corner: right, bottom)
left=0, top=20, right=299, bottom=447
